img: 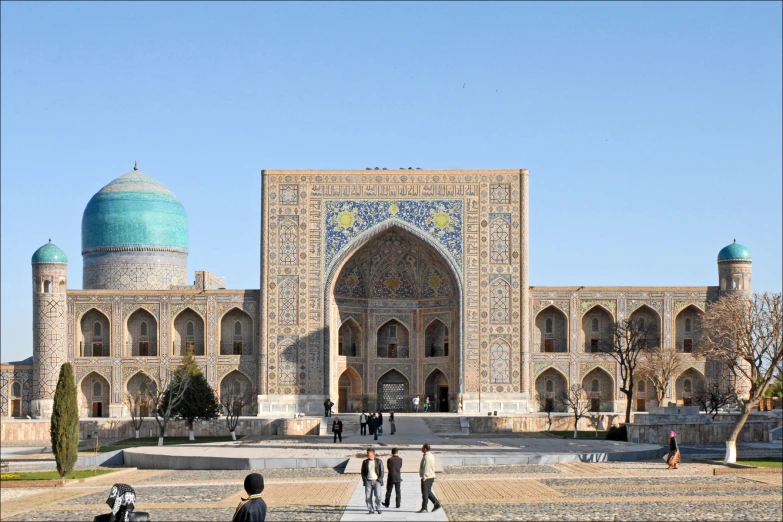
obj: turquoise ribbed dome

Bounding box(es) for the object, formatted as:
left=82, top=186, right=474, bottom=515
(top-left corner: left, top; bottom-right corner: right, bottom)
left=718, top=241, right=751, bottom=262
left=81, top=169, right=188, bottom=252
left=32, top=240, right=68, bottom=264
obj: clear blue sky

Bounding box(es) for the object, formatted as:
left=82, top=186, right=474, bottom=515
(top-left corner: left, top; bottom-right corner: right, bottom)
left=2, top=1, right=781, bottom=363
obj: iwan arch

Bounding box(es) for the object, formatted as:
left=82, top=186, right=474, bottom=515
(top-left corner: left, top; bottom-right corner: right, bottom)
left=0, top=167, right=753, bottom=418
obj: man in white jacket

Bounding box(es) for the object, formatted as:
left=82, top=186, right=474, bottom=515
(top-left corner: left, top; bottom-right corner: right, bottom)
left=417, top=443, right=441, bottom=513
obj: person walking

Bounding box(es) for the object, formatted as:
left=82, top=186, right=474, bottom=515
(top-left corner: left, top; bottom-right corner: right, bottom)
left=412, top=395, right=420, bottom=412
left=369, top=413, right=376, bottom=435
left=360, top=411, right=368, bottom=436
left=323, top=397, right=331, bottom=417
left=389, top=411, right=396, bottom=435
left=361, top=448, right=384, bottom=515
left=383, top=448, right=403, bottom=509
left=666, top=431, right=680, bottom=469
left=378, top=412, right=384, bottom=435
left=332, top=416, right=343, bottom=443
left=373, top=414, right=379, bottom=441
left=232, top=473, right=267, bottom=522
left=424, top=396, right=431, bottom=413
left=93, top=483, right=150, bottom=522
left=417, top=443, right=441, bottom=513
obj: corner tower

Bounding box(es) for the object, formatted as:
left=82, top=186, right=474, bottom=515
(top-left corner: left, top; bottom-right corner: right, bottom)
left=81, top=164, right=189, bottom=289
left=717, top=240, right=752, bottom=296
left=31, top=240, right=68, bottom=418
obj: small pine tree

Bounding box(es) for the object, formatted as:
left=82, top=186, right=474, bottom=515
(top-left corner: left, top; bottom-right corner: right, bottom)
left=172, top=348, right=220, bottom=440
left=50, top=363, right=79, bottom=478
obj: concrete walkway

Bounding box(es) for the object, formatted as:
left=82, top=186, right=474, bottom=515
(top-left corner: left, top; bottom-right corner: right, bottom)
left=340, top=472, right=447, bottom=521
left=345, top=414, right=437, bottom=445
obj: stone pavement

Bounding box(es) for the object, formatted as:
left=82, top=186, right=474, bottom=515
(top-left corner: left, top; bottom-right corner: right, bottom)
left=340, top=473, right=447, bottom=522
left=1, top=460, right=780, bottom=521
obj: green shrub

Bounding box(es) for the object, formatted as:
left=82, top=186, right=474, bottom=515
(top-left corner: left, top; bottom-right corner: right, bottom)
left=605, top=425, right=627, bottom=441
left=50, top=363, right=79, bottom=478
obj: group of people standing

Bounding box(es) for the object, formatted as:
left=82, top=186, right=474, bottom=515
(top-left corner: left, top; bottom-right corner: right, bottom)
left=361, top=444, right=441, bottom=515
left=358, top=411, right=396, bottom=440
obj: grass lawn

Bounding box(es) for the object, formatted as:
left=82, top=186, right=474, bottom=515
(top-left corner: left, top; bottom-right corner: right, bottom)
left=96, top=435, right=237, bottom=452
left=545, top=430, right=608, bottom=439
left=1, top=469, right=115, bottom=481
left=735, top=457, right=783, bottom=468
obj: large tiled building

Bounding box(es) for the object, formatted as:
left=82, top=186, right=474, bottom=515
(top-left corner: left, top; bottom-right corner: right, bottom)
left=0, top=167, right=753, bottom=418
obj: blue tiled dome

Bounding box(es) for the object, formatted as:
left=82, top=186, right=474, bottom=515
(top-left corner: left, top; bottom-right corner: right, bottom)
left=718, top=241, right=751, bottom=263
left=81, top=168, right=188, bottom=252
left=32, top=240, right=68, bottom=264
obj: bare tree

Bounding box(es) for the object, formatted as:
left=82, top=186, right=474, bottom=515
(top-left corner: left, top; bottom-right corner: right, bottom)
left=534, top=392, right=556, bottom=432
left=556, top=384, right=591, bottom=439
left=600, top=318, right=659, bottom=423
left=638, top=345, right=684, bottom=406
left=697, top=292, right=783, bottom=463
left=151, top=370, right=191, bottom=447
left=124, top=390, right=150, bottom=439
left=221, top=384, right=256, bottom=441
left=694, top=379, right=737, bottom=419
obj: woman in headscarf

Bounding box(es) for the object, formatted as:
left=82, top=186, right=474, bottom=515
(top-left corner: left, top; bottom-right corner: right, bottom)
left=666, top=431, right=680, bottom=469
left=93, top=483, right=149, bottom=522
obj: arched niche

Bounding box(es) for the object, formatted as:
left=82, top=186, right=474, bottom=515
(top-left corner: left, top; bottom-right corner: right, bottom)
left=629, top=305, right=661, bottom=350
left=424, top=369, right=450, bottom=412
left=219, top=370, right=255, bottom=416
left=675, top=367, right=706, bottom=406
left=173, top=308, right=205, bottom=356
left=79, top=308, right=110, bottom=357
left=126, top=308, right=158, bottom=357
left=424, top=319, right=449, bottom=358
left=338, top=318, right=361, bottom=357
left=377, top=369, right=409, bottom=412
left=675, top=305, right=704, bottom=353
left=220, top=308, right=253, bottom=355
left=376, top=319, right=410, bottom=359
left=535, top=368, right=568, bottom=412
left=535, top=305, right=568, bottom=352
left=581, top=305, right=613, bottom=353
left=126, top=372, right=157, bottom=417
left=582, top=367, right=614, bottom=413
left=79, top=372, right=110, bottom=418
left=337, top=367, right=363, bottom=413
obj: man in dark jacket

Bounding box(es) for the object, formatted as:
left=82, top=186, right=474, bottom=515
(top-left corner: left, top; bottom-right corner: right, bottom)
left=382, top=447, right=403, bottom=509
left=360, top=448, right=384, bottom=514
left=232, top=473, right=267, bottom=522
left=332, top=416, right=343, bottom=443
left=360, top=412, right=368, bottom=436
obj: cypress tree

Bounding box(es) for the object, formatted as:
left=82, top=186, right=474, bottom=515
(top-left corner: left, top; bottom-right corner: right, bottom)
left=50, top=363, right=79, bottom=478
left=172, top=348, right=220, bottom=440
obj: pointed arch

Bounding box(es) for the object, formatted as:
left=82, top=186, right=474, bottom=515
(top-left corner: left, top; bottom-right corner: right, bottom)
left=219, top=370, right=255, bottom=416
left=535, top=305, right=568, bottom=352
left=376, top=368, right=410, bottom=412
left=220, top=307, right=254, bottom=355
left=173, top=306, right=205, bottom=356
left=78, top=371, right=110, bottom=418
left=78, top=307, right=111, bottom=357
left=337, top=366, right=363, bottom=413
left=581, top=304, right=614, bottom=353
left=629, top=304, right=662, bottom=350
left=125, top=307, right=158, bottom=357
left=675, top=305, right=704, bottom=353
left=581, top=303, right=615, bottom=320
left=534, top=367, right=568, bottom=412
left=376, top=318, right=410, bottom=358
left=125, top=370, right=159, bottom=394
left=581, top=367, right=615, bottom=412
left=338, top=317, right=362, bottom=357
left=675, top=367, right=706, bottom=406
left=424, top=368, right=451, bottom=412
left=424, top=318, right=449, bottom=357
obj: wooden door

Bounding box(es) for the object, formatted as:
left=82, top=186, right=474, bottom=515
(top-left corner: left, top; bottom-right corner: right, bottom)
left=92, top=402, right=103, bottom=417
left=636, top=398, right=646, bottom=412
left=139, top=342, right=149, bottom=357
left=590, top=398, right=600, bottom=412
left=338, top=387, right=348, bottom=412
left=437, top=386, right=449, bottom=412
left=11, top=399, right=21, bottom=417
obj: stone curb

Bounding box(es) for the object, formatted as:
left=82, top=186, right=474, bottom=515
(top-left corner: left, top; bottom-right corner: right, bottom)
left=0, top=467, right=137, bottom=489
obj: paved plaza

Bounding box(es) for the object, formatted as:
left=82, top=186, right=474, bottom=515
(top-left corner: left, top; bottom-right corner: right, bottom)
left=1, top=415, right=781, bottom=521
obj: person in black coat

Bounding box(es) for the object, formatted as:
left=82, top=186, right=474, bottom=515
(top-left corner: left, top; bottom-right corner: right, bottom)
left=382, top=447, right=403, bottom=508
left=360, top=449, right=385, bottom=514
left=332, top=416, right=343, bottom=443
left=232, top=473, right=267, bottom=522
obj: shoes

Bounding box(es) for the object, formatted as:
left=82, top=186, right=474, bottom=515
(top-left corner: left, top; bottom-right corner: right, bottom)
left=377, top=510, right=382, bottom=514
left=432, top=504, right=442, bottom=512
left=382, top=503, right=389, bottom=508
left=368, top=511, right=374, bottom=514
left=417, top=509, right=428, bottom=513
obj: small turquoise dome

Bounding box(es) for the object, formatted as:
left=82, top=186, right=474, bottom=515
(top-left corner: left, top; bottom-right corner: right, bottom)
left=32, top=240, right=68, bottom=264
left=718, top=241, right=752, bottom=263
left=81, top=168, right=188, bottom=252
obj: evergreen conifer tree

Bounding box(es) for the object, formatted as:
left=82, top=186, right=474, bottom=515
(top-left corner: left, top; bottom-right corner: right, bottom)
left=172, top=348, right=220, bottom=440
left=50, top=363, right=79, bottom=478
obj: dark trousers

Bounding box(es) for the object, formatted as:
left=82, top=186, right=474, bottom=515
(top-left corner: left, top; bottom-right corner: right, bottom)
left=333, top=431, right=342, bottom=443
left=420, top=478, right=439, bottom=510
left=324, top=406, right=329, bottom=417
left=360, top=422, right=367, bottom=435
left=384, top=481, right=401, bottom=508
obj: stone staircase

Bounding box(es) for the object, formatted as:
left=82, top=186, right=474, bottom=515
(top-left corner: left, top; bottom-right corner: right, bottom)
left=422, top=415, right=465, bottom=434
left=321, top=413, right=362, bottom=435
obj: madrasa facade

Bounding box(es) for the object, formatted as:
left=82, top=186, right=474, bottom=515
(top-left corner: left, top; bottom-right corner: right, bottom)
left=0, top=167, right=753, bottom=419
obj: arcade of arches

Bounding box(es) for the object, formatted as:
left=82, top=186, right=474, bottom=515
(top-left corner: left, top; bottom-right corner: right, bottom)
left=331, top=228, right=458, bottom=412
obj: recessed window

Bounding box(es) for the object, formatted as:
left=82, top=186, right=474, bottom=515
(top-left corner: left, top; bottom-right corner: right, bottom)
left=186, top=321, right=195, bottom=337
left=93, top=381, right=102, bottom=396
left=545, top=318, right=553, bottom=334
left=140, top=321, right=148, bottom=337
left=43, top=280, right=51, bottom=293
left=684, top=379, right=692, bottom=394
left=591, top=378, right=600, bottom=393
left=591, top=318, right=599, bottom=332
left=234, top=321, right=242, bottom=337
left=93, top=321, right=102, bottom=338
left=638, top=380, right=645, bottom=392
left=684, top=318, right=692, bottom=333
left=545, top=379, right=554, bottom=393
left=11, top=382, right=21, bottom=397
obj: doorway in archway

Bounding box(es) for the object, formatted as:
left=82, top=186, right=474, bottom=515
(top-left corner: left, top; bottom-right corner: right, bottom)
left=378, top=370, right=409, bottom=412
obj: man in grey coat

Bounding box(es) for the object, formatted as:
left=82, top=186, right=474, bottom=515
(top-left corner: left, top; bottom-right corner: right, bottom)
left=360, top=448, right=384, bottom=515
left=417, top=443, right=441, bottom=513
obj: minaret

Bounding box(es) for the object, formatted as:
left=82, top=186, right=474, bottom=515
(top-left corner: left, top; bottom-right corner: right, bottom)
left=31, top=240, right=69, bottom=418
left=717, top=240, right=752, bottom=297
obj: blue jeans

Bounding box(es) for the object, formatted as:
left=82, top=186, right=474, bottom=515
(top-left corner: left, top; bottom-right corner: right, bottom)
left=365, top=481, right=382, bottom=511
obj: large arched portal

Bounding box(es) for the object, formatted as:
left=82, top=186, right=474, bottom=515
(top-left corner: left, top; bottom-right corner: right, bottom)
left=330, top=226, right=459, bottom=412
